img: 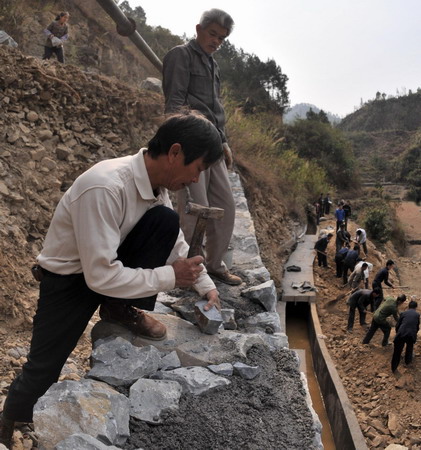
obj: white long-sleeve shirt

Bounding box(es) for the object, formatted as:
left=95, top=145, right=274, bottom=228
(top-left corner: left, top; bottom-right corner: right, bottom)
left=355, top=228, right=367, bottom=244
left=37, top=149, right=216, bottom=298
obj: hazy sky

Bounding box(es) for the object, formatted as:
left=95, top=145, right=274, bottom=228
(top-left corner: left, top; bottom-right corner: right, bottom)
left=128, top=0, right=421, bottom=117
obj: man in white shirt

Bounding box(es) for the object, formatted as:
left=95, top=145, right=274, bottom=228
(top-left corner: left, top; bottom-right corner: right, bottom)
left=355, top=228, right=368, bottom=256
left=0, top=112, right=224, bottom=436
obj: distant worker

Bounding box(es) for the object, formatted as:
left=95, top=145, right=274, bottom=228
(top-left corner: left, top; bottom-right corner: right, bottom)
left=335, top=203, right=346, bottom=232
left=323, top=193, right=332, bottom=215
left=342, top=244, right=361, bottom=285
left=391, top=300, right=420, bottom=372
left=162, top=8, right=241, bottom=286
left=318, top=193, right=325, bottom=216
left=354, top=260, right=373, bottom=289
left=362, top=294, right=406, bottom=346
left=334, top=242, right=349, bottom=278
left=314, top=233, right=332, bottom=268
left=372, top=259, right=395, bottom=309
left=43, top=11, right=70, bottom=64
left=342, top=200, right=352, bottom=230
left=336, top=222, right=350, bottom=252
left=355, top=228, right=368, bottom=256
left=348, top=262, right=368, bottom=291
left=346, top=288, right=381, bottom=332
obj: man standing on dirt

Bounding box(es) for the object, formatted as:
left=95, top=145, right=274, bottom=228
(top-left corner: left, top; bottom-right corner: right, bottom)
left=335, top=242, right=350, bottom=278
left=355, top=228, right=368, bottom=256
left=336, top=222, right=350, bottom=252
left=391, top=300, right=420, bottom=372
left=0, top=112, right=223, bottom=446
left=335, top=203, right=346, bottom=232
left=362, top=294, right=406, bottom=346
left=347, top=262, right=369, bottom=291
left=342, top=244, right=361, bottom=285
left=372, top=259, right=395, bottom=309
left=346, top=288, right=381, bottom=332
left=162, top=8, right=241, bottom=286
left=314, top=233, right=333, bottom=268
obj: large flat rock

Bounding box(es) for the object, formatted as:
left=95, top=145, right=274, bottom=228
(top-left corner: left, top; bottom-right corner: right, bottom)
left=92, top=314, right=269, bottom=367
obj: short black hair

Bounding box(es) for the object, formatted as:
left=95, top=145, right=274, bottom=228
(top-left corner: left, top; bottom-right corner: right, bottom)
left=353, top=244, right=359, bottom=251
left=361, top=263, right=368, bottom=268
left=386, top=259, right=395, bottom=267
left=148, top=111, right=223, bottom=166
left=397, top=294, right=406, bottom=304
left=372, top=287, right=381, bottom=296
left=408, top=300, right=418, bottom=309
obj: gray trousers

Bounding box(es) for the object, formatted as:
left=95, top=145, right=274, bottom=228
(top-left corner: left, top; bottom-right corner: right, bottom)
left=177, top=159, right=235, bottom=274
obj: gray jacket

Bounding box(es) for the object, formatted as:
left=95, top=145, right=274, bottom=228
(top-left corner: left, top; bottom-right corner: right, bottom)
left=163, top=40, right=226, bottom=142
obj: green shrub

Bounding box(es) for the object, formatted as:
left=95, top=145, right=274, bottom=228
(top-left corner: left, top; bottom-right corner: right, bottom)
left=364, top=207, right=392, bottom=243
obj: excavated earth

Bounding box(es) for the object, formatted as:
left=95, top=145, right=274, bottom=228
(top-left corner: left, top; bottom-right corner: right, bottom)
left=1, top=46, right=421, bottom=449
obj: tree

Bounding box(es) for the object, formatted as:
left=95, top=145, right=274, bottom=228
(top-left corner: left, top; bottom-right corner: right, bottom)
left=283, top=119, right=358, bottom=189
left=216, top=41, right=289, bottom=114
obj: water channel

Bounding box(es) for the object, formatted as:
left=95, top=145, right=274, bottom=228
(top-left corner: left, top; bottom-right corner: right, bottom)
left=286, top=302, right=336, bottom=450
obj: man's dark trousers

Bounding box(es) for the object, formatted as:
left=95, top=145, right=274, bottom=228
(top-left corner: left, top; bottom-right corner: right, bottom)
left=391, top=335, right=414, bottom=372
left=3, top=205, right=179, bottom=422
left=317, top=253, right=327, bottom=267
left=347, top=302, right=366, bottom=331
left=362, top=319, right=391, bottom=346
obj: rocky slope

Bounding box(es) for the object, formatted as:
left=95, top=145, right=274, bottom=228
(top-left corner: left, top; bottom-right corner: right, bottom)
left=0, top=45, right=162, bottom=327
left=1, top=0, right=160, bottom=84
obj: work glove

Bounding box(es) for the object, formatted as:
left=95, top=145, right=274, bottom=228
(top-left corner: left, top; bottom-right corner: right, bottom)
left=222, top=142, right=233, bottom=170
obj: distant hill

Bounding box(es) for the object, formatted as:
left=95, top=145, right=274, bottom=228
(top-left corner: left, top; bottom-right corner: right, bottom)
left=337, top=93, right=421, bottom=184
left=284, top=103, right=341, bottom=125
left=339, top=92, right=421, bottom=132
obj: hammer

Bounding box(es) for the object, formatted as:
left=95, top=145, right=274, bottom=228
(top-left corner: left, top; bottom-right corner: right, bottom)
left=184, top=186, right=224, bottom=257
left=184, top=186, right=224, bottom=334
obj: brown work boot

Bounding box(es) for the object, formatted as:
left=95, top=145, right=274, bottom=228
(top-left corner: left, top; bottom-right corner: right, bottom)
left=0, top=414, right=15, bottom=449
left=208, top=270, right=242, bottom=286
left=99, top=302, right=166, bottom=340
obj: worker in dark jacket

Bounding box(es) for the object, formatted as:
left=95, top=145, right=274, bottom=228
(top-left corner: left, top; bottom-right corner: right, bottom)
left=346, top=288, right=380, bottom=331
left=391, top=300, right=420, bottom=372
left=335, top=243, right=350, bottom=278
left=372, top=259, right=395, bottom=309
left=363, top=294, right=406, bottom=346
left=335, top=222, right=350, bottom=252
left=342, top=244, right=360, bottom=285
left=314, top=233, right=332, bottom=267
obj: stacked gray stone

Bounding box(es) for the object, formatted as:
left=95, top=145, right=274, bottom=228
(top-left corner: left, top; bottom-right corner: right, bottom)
left=31, top=169, right=322, bottom=449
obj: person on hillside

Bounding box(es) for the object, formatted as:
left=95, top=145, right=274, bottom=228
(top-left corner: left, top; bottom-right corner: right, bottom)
left=372, top=259, right=395, bottom=309
left=354, top=260, right=373, bottom=289
left=348, top=262, right=369, bottom=291
left=342, top=244, right=361, bottom=285
left=346, top=288, right=381, bottom=332
left=355, top=228, right=368, bottom=256
left=314, top=233, right=333, bottom=268
left=162, top=9, right=241, bottom=286
left=318, top=193, right=325, bottom=216
left=342, top=200, right=352, bottom=230
left=335, top=203, right=346, bottom=232
left=43, top=11, right=70, bottom=64
left=336, top=222, right=351, bottom=252
left=324, top=193, right=332, bottom=215
left=362, top=294, right=406, bottom=346
left=0, top=112, right=224, bottom=445
left=334, top=242, right=350, bottom=278
left=391, top=300, right=420, bottom=372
